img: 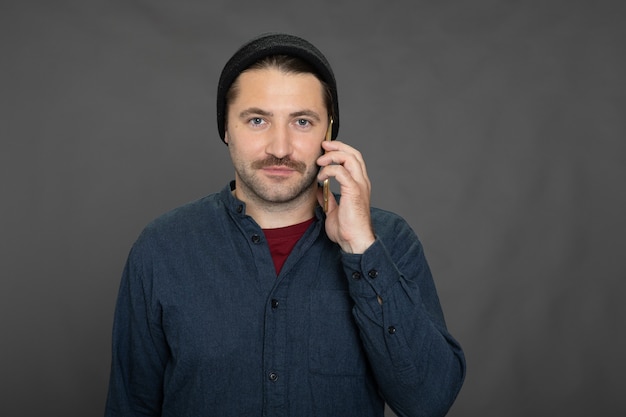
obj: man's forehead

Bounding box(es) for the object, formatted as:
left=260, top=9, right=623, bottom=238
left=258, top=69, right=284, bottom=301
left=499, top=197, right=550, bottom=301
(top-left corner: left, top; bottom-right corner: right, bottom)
left=231, top=68, right=326, bottom=105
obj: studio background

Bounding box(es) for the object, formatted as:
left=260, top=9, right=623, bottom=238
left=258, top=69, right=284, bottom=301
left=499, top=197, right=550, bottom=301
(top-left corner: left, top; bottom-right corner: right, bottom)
left=1, top=1, right=624, bottom=416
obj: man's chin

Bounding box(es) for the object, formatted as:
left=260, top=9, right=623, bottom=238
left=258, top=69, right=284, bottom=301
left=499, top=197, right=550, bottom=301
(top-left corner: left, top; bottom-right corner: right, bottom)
left=260, top=192, right=304, bottom=205
left=257, top=184, right=315, bottom=205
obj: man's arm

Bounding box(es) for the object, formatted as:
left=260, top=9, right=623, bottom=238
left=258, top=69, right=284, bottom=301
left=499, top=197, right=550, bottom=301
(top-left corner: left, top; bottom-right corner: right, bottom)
left=342, top=218, right=465, bottom=417
left=105, top=242, right=167, bottom=417
left=317, top=141, right=465, bottom=416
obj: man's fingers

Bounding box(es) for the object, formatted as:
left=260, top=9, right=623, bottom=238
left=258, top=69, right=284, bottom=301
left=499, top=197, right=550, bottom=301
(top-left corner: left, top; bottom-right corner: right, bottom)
left=318, top=146, right=369, bottom=187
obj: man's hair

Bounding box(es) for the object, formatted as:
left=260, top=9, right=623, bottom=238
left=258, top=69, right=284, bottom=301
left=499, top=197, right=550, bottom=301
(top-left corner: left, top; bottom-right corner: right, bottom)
left=224, top=55, right=335, bottom=131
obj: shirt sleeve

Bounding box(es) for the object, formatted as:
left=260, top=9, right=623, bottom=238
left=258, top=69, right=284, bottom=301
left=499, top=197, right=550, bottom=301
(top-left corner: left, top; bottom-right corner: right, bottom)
left=105, top=240, right=168, bottom=417
left=341, top=215, right=466, bottom=417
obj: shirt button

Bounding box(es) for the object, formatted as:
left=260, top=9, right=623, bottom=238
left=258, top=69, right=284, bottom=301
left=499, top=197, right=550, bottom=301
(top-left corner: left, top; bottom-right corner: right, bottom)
left=236, top=205, right=243, bottom=213
left=251, top=234, right=261, bottom=244
left=388, top=326, right=396, bottom=335
left=271, top=299, right=279, bottom=309
left=352, top=271, right=362, bottom=280
left=368, top=269, right=379, bottom=279
left=268, top=372, right=279, bottom=382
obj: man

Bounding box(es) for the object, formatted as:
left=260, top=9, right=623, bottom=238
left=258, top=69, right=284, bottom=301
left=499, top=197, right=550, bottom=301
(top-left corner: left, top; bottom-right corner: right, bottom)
left=105, top=33, right=465, bottom=417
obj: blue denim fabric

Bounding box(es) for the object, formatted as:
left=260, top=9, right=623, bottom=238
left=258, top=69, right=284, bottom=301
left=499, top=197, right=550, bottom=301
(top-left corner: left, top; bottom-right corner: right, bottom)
left=105, top=182, right=465, bottom=417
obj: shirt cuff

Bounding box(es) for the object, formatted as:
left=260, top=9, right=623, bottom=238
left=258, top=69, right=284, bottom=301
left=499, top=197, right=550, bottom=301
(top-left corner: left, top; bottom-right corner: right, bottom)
left=341, top=237, right=401, bottom=299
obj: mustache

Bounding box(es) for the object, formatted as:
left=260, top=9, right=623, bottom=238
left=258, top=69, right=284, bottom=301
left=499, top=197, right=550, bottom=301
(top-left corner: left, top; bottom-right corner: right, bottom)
left=252, top=156, right=307, bottom=173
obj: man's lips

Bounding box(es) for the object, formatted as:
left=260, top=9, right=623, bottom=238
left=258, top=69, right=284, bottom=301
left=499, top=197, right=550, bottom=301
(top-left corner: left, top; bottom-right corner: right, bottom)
left=262, top=166, right=297, bottom=176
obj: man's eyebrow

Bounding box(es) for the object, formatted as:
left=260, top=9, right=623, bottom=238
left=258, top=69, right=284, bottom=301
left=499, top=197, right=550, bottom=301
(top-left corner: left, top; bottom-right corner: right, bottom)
left=290, top=110, right=322, bottom=122
left=239, top=108, right=272, bottom=118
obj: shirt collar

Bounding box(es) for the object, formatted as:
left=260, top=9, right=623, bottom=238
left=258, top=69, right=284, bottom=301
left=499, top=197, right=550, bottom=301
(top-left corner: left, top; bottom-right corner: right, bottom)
left=221, top=180, right=327, bottom=222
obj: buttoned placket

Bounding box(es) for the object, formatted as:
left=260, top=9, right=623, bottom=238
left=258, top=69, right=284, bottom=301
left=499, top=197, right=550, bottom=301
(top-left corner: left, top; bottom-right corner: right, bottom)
left=262, top=286, right=288, bottom=416
left=258, top=219, right=323, bottom=417
left=241, top=220, right=289, bottom=416
left=230, top=198, right=326, bottom=416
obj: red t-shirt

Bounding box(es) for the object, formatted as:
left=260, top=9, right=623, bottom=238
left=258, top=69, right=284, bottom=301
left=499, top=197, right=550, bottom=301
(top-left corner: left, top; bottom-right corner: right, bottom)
left=263, top=218, right=315, bottom=274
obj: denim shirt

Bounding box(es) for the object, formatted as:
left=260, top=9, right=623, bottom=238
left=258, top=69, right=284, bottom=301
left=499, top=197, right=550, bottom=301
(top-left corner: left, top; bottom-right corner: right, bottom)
left=105, top=183, right=465, bottom=417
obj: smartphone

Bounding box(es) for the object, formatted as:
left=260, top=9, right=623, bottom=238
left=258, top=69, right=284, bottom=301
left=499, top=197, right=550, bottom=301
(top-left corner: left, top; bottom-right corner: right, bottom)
left=323, top=117, right=333, bottom=212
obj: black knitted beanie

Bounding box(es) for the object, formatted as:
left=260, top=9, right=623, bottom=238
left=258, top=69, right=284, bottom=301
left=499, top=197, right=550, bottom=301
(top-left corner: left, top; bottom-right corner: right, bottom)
left=216, top=33, right=339, bottom=143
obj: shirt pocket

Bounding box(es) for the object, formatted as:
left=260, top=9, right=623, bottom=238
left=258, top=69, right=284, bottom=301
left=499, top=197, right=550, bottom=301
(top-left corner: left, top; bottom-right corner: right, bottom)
left=309, top=289, right=369, bottom=376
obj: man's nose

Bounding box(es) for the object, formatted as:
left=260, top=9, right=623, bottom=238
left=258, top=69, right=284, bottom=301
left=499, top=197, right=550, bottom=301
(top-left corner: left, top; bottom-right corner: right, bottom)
left=265, top=124, right=293, bottom=158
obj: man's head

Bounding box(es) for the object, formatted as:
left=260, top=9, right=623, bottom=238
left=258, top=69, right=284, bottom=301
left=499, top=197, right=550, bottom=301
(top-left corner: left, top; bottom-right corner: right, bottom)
left=217, top=33, right=339, bottom=143
left=223, top=65, right=328, bottom=207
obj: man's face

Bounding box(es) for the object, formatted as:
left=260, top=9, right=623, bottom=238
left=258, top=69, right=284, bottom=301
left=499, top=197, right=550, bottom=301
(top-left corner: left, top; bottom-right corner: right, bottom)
left=225, top=67, right=329, bottom=206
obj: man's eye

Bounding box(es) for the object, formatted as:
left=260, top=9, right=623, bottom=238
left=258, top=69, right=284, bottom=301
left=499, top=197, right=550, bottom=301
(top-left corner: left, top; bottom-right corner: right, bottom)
left=248, top=117, right=266, bottom=127
left=296, top=119, right=310, bottom=127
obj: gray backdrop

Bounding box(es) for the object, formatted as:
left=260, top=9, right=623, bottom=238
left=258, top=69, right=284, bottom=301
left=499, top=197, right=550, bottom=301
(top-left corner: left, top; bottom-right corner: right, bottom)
left=1, top=0, right=624, bottom=416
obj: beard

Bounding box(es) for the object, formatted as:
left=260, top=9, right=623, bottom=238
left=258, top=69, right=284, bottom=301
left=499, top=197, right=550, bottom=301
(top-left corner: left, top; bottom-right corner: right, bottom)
left=234, top=155, right=320, bottom=206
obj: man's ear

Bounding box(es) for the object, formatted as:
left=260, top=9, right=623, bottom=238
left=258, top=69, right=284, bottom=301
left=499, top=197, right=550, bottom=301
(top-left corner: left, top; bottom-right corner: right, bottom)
left=224, top=131, right=229, bottom=145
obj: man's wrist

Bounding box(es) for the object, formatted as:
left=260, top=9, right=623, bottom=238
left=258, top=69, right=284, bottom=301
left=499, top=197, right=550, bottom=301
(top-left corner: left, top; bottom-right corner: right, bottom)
left=341, top=234, right=376, bottom=254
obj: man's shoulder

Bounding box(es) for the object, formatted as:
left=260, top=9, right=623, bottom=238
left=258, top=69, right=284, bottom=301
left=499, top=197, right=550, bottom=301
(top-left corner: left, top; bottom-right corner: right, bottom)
left=370, top=206, right=420, bottom=238
left=370, top=206, right=405, bottom=225
left=142, top=192, right=225, bottom=236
